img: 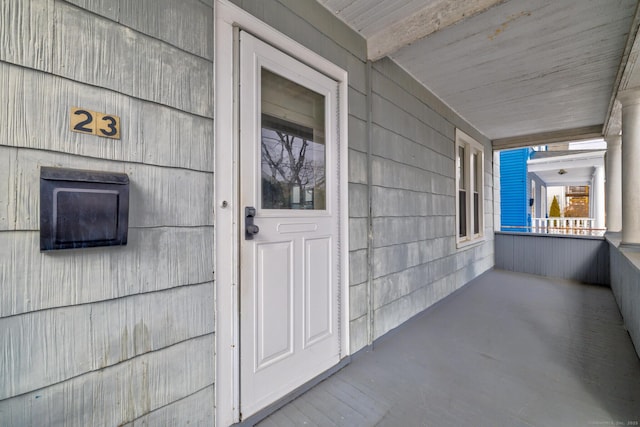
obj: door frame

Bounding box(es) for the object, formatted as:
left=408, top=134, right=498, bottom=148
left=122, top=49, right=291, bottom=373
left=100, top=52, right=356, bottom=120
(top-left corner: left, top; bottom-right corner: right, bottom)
left=214, top=1, right=350, bottom=425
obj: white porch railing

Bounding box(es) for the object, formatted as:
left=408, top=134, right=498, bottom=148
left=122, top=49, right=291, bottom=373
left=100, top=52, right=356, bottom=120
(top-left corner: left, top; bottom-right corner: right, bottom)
left=501, top=218, right=605, bottom=236
left=530, top=217, right=604, bottom=236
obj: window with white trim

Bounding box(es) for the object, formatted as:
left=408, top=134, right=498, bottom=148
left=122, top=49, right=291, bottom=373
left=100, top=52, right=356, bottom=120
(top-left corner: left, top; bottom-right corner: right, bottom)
left=455, top=129, right=484, bottom=246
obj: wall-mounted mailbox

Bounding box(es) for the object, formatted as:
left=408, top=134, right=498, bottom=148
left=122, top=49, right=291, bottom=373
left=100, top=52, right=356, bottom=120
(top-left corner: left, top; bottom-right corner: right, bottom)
left=40, top=167, right=129, bottom=251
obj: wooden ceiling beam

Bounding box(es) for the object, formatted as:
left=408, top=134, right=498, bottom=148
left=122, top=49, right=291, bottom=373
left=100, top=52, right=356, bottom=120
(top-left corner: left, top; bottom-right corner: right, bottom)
left=367, top=0, right=506, bottom=61
left=492, top=125, right=603, bottom=151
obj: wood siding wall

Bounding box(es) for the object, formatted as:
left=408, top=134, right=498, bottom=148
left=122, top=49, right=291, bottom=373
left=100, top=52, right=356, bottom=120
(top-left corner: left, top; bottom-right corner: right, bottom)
left=369, top=59, right=494, bottom=338
left=609, top=242, right=640, bottom=359
left=0, top=0, right=215, bottom=425
left=495, top=232, right=610, bottom=285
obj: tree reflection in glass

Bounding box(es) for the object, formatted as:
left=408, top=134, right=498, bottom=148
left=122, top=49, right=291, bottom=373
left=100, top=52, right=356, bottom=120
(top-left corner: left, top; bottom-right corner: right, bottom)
left=261, top=69, right=326, bottom=210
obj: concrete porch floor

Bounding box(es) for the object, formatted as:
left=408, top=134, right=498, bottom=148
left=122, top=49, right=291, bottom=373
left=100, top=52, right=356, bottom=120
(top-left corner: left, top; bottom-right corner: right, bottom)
left=257, top=269, right=640, bottom=427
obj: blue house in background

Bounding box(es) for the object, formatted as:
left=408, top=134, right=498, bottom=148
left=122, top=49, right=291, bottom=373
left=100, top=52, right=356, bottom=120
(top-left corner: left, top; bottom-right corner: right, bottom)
left=500, top=148, right=532, bottom=231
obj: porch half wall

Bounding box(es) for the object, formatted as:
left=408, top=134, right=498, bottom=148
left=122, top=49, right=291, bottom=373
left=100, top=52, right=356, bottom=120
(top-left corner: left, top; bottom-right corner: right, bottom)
left=608, top=235, right=640, bottom=359
left=495, top=232, right=610, bottom=285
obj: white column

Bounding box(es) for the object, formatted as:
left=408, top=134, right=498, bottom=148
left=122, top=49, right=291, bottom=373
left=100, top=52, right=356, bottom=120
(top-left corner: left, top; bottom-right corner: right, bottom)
left=593, top=165, right=605, bottom=229
left=605, top=135, right=622, bottom=232
left=619, top=88, right=640, bottom=244
left=534, top=179, right=543, bottom=218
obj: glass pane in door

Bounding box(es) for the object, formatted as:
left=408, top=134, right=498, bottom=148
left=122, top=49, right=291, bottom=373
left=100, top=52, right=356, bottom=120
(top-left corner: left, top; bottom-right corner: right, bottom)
left=261, top=68, right=326, bottom=210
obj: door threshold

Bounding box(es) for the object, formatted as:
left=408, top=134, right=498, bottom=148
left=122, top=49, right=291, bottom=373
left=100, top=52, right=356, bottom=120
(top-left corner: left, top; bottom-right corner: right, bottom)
left=233, top=356, right=351, bottom=427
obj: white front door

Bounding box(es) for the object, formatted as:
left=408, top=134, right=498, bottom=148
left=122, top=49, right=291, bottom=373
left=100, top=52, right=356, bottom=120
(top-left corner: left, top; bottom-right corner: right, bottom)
left=239, top=31, right=342, bottom=419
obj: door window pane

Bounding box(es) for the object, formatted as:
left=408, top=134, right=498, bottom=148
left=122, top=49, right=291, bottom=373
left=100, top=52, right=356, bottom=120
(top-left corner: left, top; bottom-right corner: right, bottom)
left=261, top=69, right=326, bottom=210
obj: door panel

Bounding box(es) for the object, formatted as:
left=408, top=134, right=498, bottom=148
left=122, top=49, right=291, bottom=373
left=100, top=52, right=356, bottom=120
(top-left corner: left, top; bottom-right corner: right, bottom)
left=304, top=237, right=332, bottom=346
left=256, top=241, right=293, bottom=369
left=239, top=31, right=342, bottom=418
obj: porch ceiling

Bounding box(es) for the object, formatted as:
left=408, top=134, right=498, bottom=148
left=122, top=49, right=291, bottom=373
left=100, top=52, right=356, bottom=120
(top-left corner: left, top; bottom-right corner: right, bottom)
left=527, top=150, right=605, bottom=186
left=317, top=0, right=640, bottom=148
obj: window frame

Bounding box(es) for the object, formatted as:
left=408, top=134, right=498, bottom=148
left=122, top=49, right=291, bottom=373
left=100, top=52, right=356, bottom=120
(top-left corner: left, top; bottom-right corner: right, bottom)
left=455, top=129, right=485, bottom=247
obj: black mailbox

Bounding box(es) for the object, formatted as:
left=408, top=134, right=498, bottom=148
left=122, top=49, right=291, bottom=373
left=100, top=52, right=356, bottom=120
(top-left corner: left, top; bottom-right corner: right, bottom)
left=40, top=167, right=129, bottom=251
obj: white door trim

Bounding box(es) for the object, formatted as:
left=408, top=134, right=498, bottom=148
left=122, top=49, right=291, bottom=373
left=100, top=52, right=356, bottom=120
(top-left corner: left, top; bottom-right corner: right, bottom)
left=214, top=1, right=349, bottom=425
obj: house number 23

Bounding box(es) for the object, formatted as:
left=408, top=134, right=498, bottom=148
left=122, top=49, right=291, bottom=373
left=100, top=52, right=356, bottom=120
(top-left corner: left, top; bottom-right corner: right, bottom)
left=70, top=107, right=121, bottom=140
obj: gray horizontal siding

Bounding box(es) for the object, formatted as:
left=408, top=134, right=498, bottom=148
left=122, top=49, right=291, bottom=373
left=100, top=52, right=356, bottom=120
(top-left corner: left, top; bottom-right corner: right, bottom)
left=1, top=0, right=213, bottom=116
left=65, top=0, right=214, bottom=60
left=0, top=335, right=214, bottom=427
left=123, top=385, right=215, bottom=427
left=1, top=283, right=214, bottom=400
left=495, top=232, right=609, bottom=285
left=0, top=147, right=214, bottom=231
left=0, top=0, right=215, bottom=424
left=0, top=62, right=214, bottom=171
left=369, top=58, right=494, bottom=339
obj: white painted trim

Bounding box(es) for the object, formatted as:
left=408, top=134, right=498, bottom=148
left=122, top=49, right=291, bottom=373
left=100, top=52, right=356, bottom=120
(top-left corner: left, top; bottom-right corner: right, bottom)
left=214, top=1, right=349, bottom=425
left=455, top=129, right=485, bottom=248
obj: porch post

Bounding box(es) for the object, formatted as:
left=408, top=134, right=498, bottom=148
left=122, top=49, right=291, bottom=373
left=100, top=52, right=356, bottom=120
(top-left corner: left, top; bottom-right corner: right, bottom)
left=604, top=134, right=622, bottom=232
left=618, top=88, right=640, bottom=244
left=593, top=165, right=605, bottom=229
left=535, top=181, right=542, bottom=218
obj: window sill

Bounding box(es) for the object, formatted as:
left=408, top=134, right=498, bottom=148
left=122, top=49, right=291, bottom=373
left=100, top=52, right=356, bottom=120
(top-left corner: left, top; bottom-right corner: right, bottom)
left=456, top=235, right=485, bottom=249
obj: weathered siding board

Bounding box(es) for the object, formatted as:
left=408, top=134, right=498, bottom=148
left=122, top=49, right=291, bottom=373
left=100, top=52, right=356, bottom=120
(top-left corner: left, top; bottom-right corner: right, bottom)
left=53, top=2, right=213, bottom=117
left=230, top=0, right=367, bottom=64
left=349, top=316, right=369, bottom=354
left=276, top=0, right=367, bottom=61
left=63, top=0, right=214, bottom=60
left=123, top=385, right=214, bottom=426
left=1, top=283, right=214, bottom=400
left=0, top=335, right=214, bottom=427
left=349, top=87, right=368, bottom=121
left=371, top=156, right=434, bottom=193
left=349, top=217, right=368, bottom=251
left=0, top=228, right=213, bottom=317
left=0, top=0, right=53, bottom=72
left=348, top=115, right=368, bottom=153
left=372, top=72, right=455, bottom=142
left=349, top=250, right=368, bottom=289
left=494, top=233, right=609, bottom=285
left=373, top=264, right=430, bottom=309
left=0, top=62, right=214, bottom=171
left=348, top=149, right=368, bottom=184
left=0, top=148, right=18, bottom=231
left=371, top=261, right=488, bottom=339
left=371, top=187, right=427, bottom=217
left=371, top=124, right=453, bottom=178
left=0, top=147, right=213, bottom=230
left=348, top=183, right=368, bottom=218
left=371, top=94, right=453, bottom=157
left=349, top=282, right=368, bottom=320
left=372, top=58, right=476, bottom=141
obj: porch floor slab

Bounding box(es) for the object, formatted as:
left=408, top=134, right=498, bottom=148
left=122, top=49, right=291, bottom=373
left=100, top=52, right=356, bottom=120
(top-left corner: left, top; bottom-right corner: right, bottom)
left=256, top=269, right=640, bottom=427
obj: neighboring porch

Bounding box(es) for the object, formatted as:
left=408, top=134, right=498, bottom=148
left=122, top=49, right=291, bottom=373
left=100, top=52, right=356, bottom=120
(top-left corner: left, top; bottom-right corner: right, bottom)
left=257, top=268, right=640, bottom=427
